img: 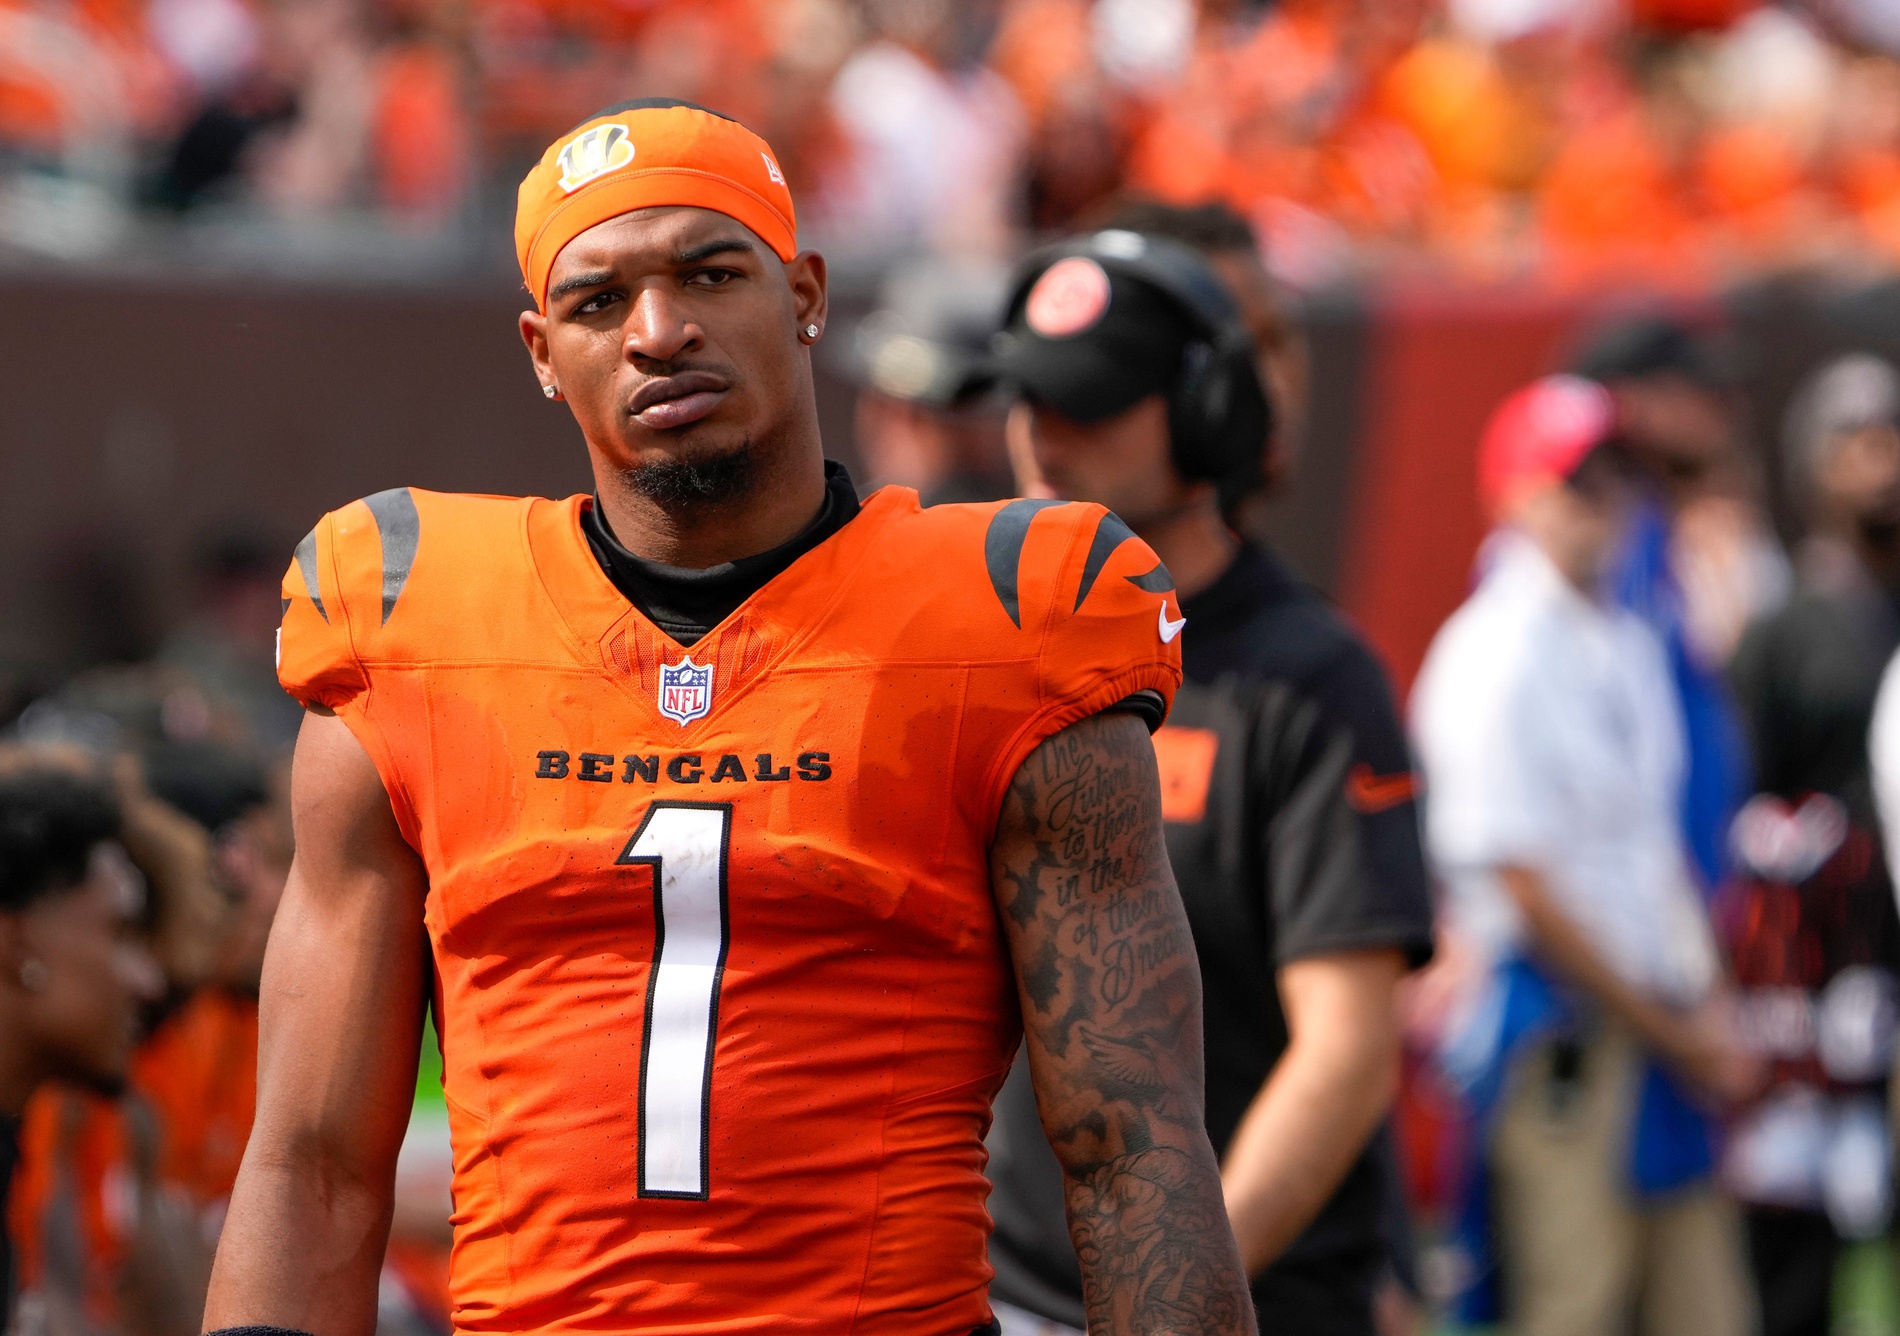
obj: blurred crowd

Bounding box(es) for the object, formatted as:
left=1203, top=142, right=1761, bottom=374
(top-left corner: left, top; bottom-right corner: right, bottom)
left=0, top=541, right=454, bottom=1335
left=21, top=0, right=1900, bottom=281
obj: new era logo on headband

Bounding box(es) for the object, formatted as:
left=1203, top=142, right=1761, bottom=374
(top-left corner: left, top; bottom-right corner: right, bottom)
left=558, top=123, right=635, bottom=193
left=762, top=152, right=784, bottom=185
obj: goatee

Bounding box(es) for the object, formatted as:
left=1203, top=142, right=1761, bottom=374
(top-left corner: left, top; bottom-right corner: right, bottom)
left=625, top=441, right=759, bottom=511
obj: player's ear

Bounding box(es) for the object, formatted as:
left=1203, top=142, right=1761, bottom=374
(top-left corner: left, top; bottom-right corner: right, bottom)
left=519, top=307, right=557, bottom=398
left=785, top=250, right=827, bottom=345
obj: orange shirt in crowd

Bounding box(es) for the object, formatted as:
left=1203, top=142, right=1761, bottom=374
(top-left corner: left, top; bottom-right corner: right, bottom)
left=373, top=41, right=469, bottom=220
left=985, top=0, right=1096, bottom=130
left=1837, top=146, right=1900, bottom=259
left=132, top=989, right=259, bottom=1206
left=9, top=991, right=259, bottom=1323
left=1695, top=121, right=1809, bottom=263
left=1538, top=107, right=1707, bottom=288
left=1378, top=37, right=1542, bottom=197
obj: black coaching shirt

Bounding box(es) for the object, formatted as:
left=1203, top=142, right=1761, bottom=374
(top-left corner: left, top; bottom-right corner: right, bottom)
left=985, top=542, right=1436, bottom=1327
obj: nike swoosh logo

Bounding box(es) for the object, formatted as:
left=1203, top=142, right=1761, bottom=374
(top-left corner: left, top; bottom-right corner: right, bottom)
left=1158, top=601, right=1187, bottom=643
left=1345, top=764, right=1417, bottom=814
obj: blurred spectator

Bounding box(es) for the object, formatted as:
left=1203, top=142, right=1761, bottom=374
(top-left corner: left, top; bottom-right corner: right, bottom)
left=157, top=531, right=303, bottom=759
left=1741, top=354, right=1900, bottom=816
left=367, top=9, right=470, bottom=225
left=1570, top=315, right=1775, bottom=892
left=847, top=256, right=1012, bottom=504
left=1736, top=353, right=1900, bottom=1336
left=1413, top=376, right=1758, bottom=1335
left=985, top=0, right=1121, bottom=231
left=0, top=689, right=276, bottom=1336
left=144, top=739, right=284, bottom=994
left=5, top=740, right=282, bottom=1336
left=1535, top=41, right=1708, bottom=288
left=146, top=73, right=295, bottom=212
left=0, top=765, right=164, bottom=1329
left=820, top=0, right=1023, bottom=260
left=2, top=712, right=235, bottom=1000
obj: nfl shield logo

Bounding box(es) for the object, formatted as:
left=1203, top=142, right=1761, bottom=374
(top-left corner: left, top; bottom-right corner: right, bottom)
left=657, top=656, right=714, bottom=725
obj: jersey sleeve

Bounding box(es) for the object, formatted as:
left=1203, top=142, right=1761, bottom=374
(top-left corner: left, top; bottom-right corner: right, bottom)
left=981, top=502, right=1185, bottom=818
left=277, top=509, right=369, bottom=712
left=277, top=488, right=430, bottom=714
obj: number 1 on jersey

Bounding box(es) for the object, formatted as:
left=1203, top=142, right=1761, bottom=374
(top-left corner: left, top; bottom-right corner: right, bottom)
left=616, top=802, right=732, bottom=1199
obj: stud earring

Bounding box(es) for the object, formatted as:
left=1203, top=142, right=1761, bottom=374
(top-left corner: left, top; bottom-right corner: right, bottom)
left=543, top=385, right=558, bottom=399
left=18, top=959, right=47, bottom=992
left=804, top=324, right=819, bottom=340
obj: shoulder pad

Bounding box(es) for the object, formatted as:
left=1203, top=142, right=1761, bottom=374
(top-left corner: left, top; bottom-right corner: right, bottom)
left=977, top=498, right=1176, bottom=633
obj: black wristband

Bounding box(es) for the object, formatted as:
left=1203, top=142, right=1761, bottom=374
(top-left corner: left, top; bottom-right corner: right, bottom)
left=205, top=1328, right=316, bottom=1336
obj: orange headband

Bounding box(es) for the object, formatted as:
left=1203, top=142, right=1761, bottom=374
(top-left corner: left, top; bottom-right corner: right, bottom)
left=515, top=100, right=798, bottom=311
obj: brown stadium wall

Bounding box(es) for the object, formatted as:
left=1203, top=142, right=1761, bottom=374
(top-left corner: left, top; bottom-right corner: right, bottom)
left=1329, top=287, right=1597, bottom=696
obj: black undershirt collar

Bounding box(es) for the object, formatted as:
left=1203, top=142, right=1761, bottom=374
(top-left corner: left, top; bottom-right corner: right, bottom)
left=583, top=461, right=861, bottom=646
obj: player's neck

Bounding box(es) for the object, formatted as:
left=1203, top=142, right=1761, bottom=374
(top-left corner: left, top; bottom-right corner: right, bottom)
left=593, top=439, right=830, bottom=570
left=1130, top=499, right=1239, bottom=600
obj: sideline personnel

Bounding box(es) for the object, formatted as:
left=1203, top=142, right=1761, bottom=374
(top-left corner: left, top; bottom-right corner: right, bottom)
left=984, top=221, right=1435, bottom=1334
left=202, top=101, right=1255, bottom=1335
left=1414, top=377, right=1757, bottom=1336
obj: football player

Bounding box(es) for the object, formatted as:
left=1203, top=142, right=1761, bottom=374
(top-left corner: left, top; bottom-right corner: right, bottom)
left=201, top=100, right=1255, bottom=1335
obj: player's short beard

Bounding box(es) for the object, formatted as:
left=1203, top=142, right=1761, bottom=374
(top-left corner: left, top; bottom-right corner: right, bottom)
left=625, top=440, right=759, bottom=512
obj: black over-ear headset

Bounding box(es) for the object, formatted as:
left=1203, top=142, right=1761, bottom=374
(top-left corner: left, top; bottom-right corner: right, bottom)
left=1003, top=229, right=1273, bottom=505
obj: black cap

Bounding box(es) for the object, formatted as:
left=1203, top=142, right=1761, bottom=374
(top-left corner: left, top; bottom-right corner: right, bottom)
left=1568, top=314, right=1731, bottom=389
left=990, top=255, right=1196, bottom=422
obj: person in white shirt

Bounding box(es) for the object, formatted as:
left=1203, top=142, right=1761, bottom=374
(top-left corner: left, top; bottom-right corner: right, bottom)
left=1412, top=374, right=1760, bottom=1336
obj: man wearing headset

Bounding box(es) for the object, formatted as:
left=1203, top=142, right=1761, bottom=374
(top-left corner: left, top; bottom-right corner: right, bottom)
left=983, top=224, right=1436, bottom=1336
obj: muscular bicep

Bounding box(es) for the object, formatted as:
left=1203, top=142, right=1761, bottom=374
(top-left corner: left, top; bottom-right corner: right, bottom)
left=989, top=709, right=1207, bottom=1165
left=252, top=708, right=428, bottom=1188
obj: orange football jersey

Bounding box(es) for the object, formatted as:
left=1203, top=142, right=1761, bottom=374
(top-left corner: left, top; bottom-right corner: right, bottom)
left=276, top=483, right=1181, bottom=1333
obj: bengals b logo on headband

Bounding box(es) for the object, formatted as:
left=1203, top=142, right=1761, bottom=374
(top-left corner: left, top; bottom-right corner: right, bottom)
left=557, top=123, right=635, bottom=193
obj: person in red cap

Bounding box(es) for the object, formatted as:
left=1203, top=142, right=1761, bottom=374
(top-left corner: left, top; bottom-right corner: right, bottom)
left=201, top=99, right=1255, bottom=1336
left=1411, top=375, right=1759, bottom=1336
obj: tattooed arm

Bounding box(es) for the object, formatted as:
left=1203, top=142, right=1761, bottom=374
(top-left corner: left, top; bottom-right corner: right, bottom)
left=990, top=710, right=1256, bottom=1336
